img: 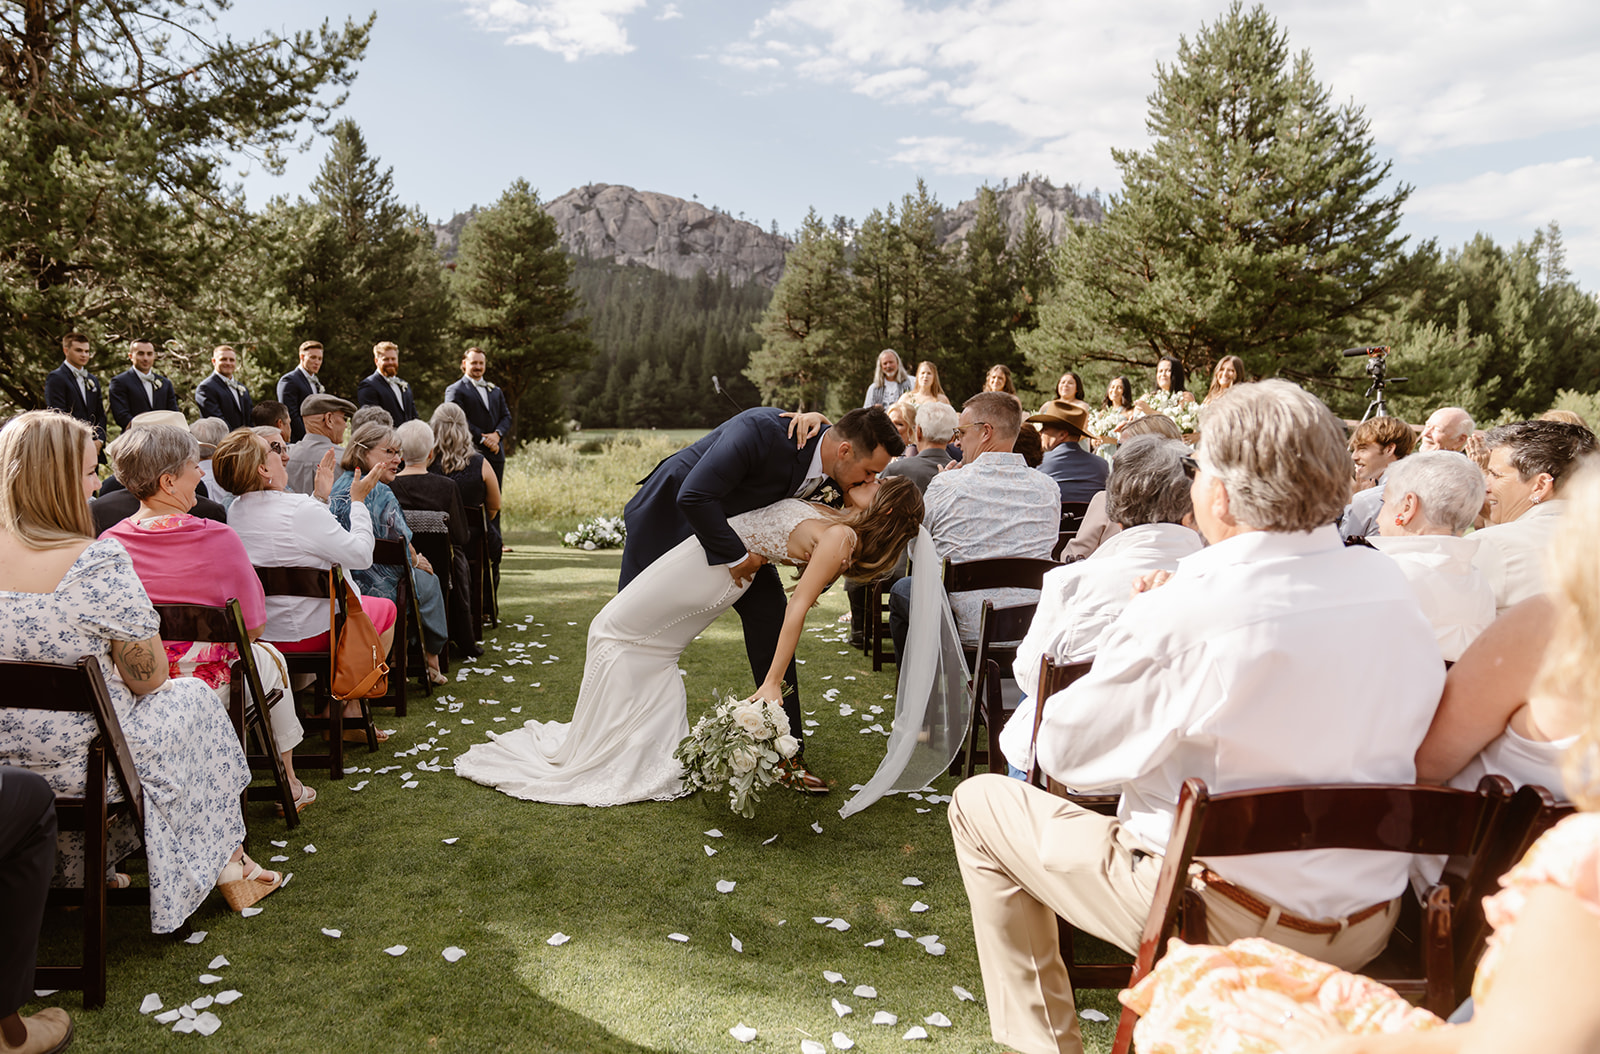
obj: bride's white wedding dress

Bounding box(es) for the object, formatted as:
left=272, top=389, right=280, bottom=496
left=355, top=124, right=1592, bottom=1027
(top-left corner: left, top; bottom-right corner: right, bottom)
left=454, top=500, right=819, bottom=806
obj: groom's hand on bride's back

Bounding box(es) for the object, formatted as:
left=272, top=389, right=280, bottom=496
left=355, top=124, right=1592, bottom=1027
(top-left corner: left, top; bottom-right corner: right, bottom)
left=730, top=553, right=766, bottom=586
left=782, top=410, right=831, bottom=447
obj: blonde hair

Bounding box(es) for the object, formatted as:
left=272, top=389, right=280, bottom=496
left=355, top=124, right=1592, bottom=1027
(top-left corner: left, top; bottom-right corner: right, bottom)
left=810, top=476, right=924, bottom=581
left=429, top=402, right=474, bottom=476
left=1535, top=467, right=1600, bottom=808
left=212, top=428, right=272, bottom=495
left=0, top=411, right=96, bottom=549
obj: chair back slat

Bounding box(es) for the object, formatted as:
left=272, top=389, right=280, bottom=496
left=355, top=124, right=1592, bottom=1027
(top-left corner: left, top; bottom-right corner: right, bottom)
left=370, top=538, right=407, bottom=566
left=1191, top=783, right=1500, bottom=858
left=155, top=603, right=235, bottom=645
left=255, top=564, right=337, bottom=600
left=944, top=556, right=1057, bottom=593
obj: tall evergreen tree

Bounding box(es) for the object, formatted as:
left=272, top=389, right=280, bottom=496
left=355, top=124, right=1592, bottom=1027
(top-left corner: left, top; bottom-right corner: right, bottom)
left=964, top=185, right=1019, bottom=377
left=1020, top=1, right=1412, bottom=395
left=745, top=208, right=850, bottom=409
left=451, top=179, right=595, bottom=440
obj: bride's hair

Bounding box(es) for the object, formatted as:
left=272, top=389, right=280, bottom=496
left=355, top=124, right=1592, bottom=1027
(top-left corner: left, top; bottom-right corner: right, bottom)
left=825, top=476, right=924, bottom=581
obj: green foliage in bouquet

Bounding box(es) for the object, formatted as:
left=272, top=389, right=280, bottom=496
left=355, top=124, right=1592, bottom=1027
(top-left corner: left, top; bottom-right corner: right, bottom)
left=675, top=693, right=801, bottom=818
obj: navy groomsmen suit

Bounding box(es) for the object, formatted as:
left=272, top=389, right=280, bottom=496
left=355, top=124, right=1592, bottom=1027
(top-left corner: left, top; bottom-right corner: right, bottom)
left=44, top=362, right=108, bottom=450
left=277, top=366, right=322, bottom=442
left=445, top=376, right=513, bottom=481
left=195, top=373, right=253, bottom=429
left=108, top=368, right=179, bottom=430
left=356, top=371, right=417, bottom=424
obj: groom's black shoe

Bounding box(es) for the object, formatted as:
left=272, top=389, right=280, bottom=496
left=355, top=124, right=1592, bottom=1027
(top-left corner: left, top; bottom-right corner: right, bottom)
left=778, top=760, right=830, bottom=795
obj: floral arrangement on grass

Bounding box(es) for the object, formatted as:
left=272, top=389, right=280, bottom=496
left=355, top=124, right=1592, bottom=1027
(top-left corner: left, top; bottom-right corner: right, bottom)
left=562, top=515, right=627, bottom=550
left=675, top=692, right=801, bottom=818
left=1134, top=389, right=1203, bottom=434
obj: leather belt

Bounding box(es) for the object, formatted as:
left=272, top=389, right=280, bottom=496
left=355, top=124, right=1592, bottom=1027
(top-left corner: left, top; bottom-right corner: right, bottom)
left=1194, top=868, right=1392, bottom=935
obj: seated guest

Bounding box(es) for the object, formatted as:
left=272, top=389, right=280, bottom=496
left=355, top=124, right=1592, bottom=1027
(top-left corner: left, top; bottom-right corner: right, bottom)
left=889, top=392, right=1059, bottom=652
left=328, top=422, right=450, bottom=685
left=1473, top=419, right=1596, bottom=613
left=0, top=767, right=72, bottom=1054
left=101, top=425, right=314, bottom=813
left=351, top=404, right=393, bottom=432
left=391, top=420, right=476, bottom=658
left=1012, top=419, right=1044, bottom=467
left=1339, top=415, right=1414, bottom=540
left=880, top=402, right=957, bottom=493
left=1120, top=469, right=1600, bottom=1054
left=1418, top=405, right=1475, bottom=452
left=1029, top=399, right=1109, bottom=503
left=213, top=428, right=397, bottom=738
left=1064, top=414, right=1183, bottom=559
left=252, top=400, right=292, bottom=444
left=999, top=436, right=1203, bottom=775
left=190, top=416, right=233, bottom=506
left=286, top=393, right=354, bottom=499
left=0, top=412, right=284, bottom=930
left=91, top=411, right=228, bottom=534
left=1367, top=450, right=1496, bottom=661
left=949, top=380, right=1443, bottom=1054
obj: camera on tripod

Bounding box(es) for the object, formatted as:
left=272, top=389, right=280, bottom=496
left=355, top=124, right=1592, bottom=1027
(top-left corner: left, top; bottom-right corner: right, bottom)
left=1340, top=345, right=1407, bottom=422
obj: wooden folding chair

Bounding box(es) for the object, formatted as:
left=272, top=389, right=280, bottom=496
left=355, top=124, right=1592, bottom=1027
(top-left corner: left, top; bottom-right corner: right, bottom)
left=407, top=525, right=456, bottom=675
left=8, top=657, right=148, bottom=1009
left=154, top=599, right=298, bottom=828
left=369, top=538, right=424, bottom=709
left=959, top=600, right=1039, bottom=778
left=460, top=504, right=488, bottom=639
left=1028, top=655, right=1110, bottom=808
left=253, top=564, right=370, bottom=779
left=1054, top=501, right=1092, bottom=559
left=866, top=577, right=896, bottom=671
left=1100, top=776, right=1511, bottom=1053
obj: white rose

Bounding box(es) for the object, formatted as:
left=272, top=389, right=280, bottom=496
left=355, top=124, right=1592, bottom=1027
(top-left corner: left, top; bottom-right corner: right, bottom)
left=731, top=704, right=767, bottom=734
left=763, top=699, right=789, bottom=735
left=729, top=747, right=759, bottom=775
left=583, top=540, right=596, bottom=550
left=774, top=734, right=800, bottom=759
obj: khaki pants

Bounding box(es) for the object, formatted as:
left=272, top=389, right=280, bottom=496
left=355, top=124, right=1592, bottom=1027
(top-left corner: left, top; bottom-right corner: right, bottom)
left=949, top=774, right=1400, bottom=1054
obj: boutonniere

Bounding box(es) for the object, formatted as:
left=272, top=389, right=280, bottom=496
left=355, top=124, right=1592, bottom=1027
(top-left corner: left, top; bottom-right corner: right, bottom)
left=151, top=378, right=163, bottom=389
left=813, top=481, right=843, bottom=508
left=398, top=379, right=410, bottom=391
left=86, top=377, right=97, bottom=389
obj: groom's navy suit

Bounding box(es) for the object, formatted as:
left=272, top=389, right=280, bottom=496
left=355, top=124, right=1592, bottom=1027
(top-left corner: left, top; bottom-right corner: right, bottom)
left=621, top=408, right=832, bottom=748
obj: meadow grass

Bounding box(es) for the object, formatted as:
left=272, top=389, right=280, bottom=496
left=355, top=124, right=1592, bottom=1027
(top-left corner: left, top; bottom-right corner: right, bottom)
left=500, top=432, right=705, bottom=537
left=32, top=538, right=1127, bottom=1053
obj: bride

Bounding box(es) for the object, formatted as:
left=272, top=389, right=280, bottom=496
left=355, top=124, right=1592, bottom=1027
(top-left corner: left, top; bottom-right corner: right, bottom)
left=454, top=477, right=924, bottom=806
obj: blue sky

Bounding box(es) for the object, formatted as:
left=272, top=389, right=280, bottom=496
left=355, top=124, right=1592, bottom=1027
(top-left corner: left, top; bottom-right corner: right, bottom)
left=225, top=0, right=1600, bottom=290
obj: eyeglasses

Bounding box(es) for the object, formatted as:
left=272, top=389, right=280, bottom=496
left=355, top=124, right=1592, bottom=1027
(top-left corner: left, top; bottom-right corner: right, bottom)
left=267, top=441, right=288, bottom=455
left=952, top=421, right=991, bottom=441
left=1179, top=455, right=1198, bottom=479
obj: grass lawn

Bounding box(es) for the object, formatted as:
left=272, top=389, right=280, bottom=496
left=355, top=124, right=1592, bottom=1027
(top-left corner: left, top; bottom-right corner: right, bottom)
left=31, top=539, right=1128, bottom=1053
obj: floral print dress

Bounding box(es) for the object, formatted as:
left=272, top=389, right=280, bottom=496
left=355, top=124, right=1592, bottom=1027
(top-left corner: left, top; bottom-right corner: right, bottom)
left=0, top=539, right=249, bottom=933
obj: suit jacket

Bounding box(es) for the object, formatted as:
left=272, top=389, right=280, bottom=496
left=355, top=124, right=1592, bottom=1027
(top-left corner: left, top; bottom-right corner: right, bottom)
left=44, top=362, right=108, bottom=445
left=621, top=408, right=829, bottom=581
left=108, top=368, right=179, bottom=430
left=356, top=371, right=417, bottom=424
left=195, top=373, right=252, bottom=429
left=91, top=488, right=227, bottom=536
left=445, top=378, right=513, bottom=464
left=881, top=446, right=952, bottom=493
left=276, top=367, right=321, bottom=443
left=1039, top=442, right=1109, bottom=504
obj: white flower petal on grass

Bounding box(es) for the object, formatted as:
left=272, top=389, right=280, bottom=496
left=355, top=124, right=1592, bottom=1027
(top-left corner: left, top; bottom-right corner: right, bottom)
left=902, top=1025, right=929, bottom=1040
left=442, top=946, right=467, bottom=963
left=349, top=780, right=369, bottom=791
left=321, top=928, right=342, bottom=938
left=190, top=996, right=214, bottom=1011
left=667, top=933, right=690, bottom=943
left=762, top=833, right=779, bottom=845
left=384, top=945, right=408, bottom=956
left=902, top=877, right=923, bottom=886
left=154, top=1010, right=181, bottom=1024
left=826, top=919, right=851, bottom=931
left=923, top=943, right=946, bottom=955
left=215, top=991, right=242, bottom=1005
left=194, top=1012, right=222, bottom=1036
left=812, top=822, right=824, bottom=834
left=863, top=939, right=884, bottom=947
left=730, top=933, right=743, bottom=952
left=802, top=1041, right=825, bottom=1054
left=240, top=907, right=263, bottom=918
left=270, top=840, right=288, bottom=848
left=704, top=828, right=723, bottom=838
left=831, top=998, right=852, bottom=1018
left=547, top=933, right=571, bottom=946
left=813, top=917, right=832, bottom=924
left=716, top=880, right=737, bottom=893
left=1080, top=1008, right=1110, bottom=1022
left=953, top=985, right=976, bottom=1002
left=831, top=1032, right=854, bottom=1049
left=178, top=1005, right=197, bottom=1019
left=894, top=929, right=912, bottom=939
left=915, top=935, right=940, bottom=947
left=270, top=855, right=290, bottom=862
left=924, top=1012, right=951, bottom=1027
left=171, top=1019, right=197, bottom=1034
left=442, top=837, right=459, bottom=845
left=910, top=901, right=929, bottom=913
left=852, top=985, right=876, bottom=998
left=183, top=931, right=207, bottom=945
left=207, top=955, right=229, bottom=969
left=303, top=844, right=317, bottom=854
left=198, top=974, right=222, bottom=984
left=823, top=970, right=845, bottom=983
left=729, top=1023, right=758, bottom=1043
left=140, top=994, right=162, bottom=1014
left=403, top=780, right=419, bottom=789
left=915, top=808, right=931, bottom=814
left=872, top=1011, right=898, bottom=1025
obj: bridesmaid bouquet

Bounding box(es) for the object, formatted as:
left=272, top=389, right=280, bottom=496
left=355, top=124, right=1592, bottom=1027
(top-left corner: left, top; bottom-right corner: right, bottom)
left=676, top=693, right=802, bottom=818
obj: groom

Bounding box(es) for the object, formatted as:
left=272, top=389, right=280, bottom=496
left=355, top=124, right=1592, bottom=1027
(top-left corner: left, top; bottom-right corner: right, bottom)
left=621, top=406, right=904, bottom=793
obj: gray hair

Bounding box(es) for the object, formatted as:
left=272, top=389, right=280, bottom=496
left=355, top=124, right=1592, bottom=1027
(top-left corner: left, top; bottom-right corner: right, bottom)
left=1383, top=451, right=1486, bottom=534
left=962, top=391, right=1022, bottom=443
left=1484, top=420, right=1597, bottom=493
left=108, top=425, right=200, bottom=500
left=914, top=401, right=959, bottom=444
left=1105, top=436, right=1193, bottom=527
left=351, top=405, right=394, bottom=432
left=1119, top=414, right=1184, bottom=441
left=251, top=425, right=284, bottom=444
left=189, top=416, right=228, bottom=453
left=341, top=421, right=396, bottom=473
left=395, top=419, right=435, bottom=464
left=429, top=402, right=474, bottom=476
left=1430, top=406, right=1475, bottom=442
left=1197, top=379, right=1349, bottom=532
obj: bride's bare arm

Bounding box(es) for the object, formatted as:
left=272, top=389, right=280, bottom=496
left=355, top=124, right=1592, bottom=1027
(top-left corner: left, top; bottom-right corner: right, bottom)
left=753, top=525, right=856, bottom=701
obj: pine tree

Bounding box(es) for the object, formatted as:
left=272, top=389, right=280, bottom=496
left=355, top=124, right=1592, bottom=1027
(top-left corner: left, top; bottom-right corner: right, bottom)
left=964, top=185, right=1018, bottom=377
left=746, top=208, right=849, bottom=409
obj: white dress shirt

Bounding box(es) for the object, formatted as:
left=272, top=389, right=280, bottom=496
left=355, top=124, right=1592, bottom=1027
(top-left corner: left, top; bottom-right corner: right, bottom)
left=1471, top=499, right=1566, bottom=614
left=922, top=452, right=1061, bottom=643
left=227, top=490, right=374, bottom=642
left=999, top=522, right=1204, bottom=766
left=133, top=367, right=156, bottom=402
left=1368, top=534, right=1496, bottom=661
left=299, top=364, right=324, bottom=393
left=1036, top=525, right=1445, bottom=920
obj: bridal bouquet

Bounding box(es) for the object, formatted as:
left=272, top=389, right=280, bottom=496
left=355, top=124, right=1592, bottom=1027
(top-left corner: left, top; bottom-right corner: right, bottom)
left=676, top=693, right=801, bottom=818
left=562, top=515, right=627, bottom=550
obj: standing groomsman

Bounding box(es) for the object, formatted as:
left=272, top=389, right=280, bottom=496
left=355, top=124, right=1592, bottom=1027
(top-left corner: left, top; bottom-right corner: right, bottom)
left=445, top=347, right=512, bottom=484
left=44, top=331, right=108, bottom=458
left=194, top=344, right=253, bottom=429
left=108, top=338, right=180, bottom=430
left=356, top=340, right=417, bottom=424
left=276, top=340, right=326, bottom=442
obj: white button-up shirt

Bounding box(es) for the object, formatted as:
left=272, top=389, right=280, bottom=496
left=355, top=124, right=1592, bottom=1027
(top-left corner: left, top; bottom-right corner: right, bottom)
left=1471, top=499, right=1566, bottom=615
left=922, top=452, right=1061, bottom=643
left=227, top=490, right=375, bottom=642
left=1368, top=534, right=1495, bottom=661
left=1036, top=525, right=1444, bottom=920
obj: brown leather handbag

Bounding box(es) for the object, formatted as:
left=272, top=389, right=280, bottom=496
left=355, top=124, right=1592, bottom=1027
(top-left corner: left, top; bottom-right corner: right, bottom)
left=329, top=573, right=389, bottom=700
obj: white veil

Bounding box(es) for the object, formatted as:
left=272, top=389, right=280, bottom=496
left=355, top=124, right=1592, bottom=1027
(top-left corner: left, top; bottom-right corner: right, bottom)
left=839, top=526, right=971, bottom=818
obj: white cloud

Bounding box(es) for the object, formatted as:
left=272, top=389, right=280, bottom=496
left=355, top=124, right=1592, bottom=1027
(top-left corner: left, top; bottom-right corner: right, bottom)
left=462, top=0, right=648, bottom=60
left=657, top=3, right=684, bottom=20
left=1409, top=156, right=1600, bottom=273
